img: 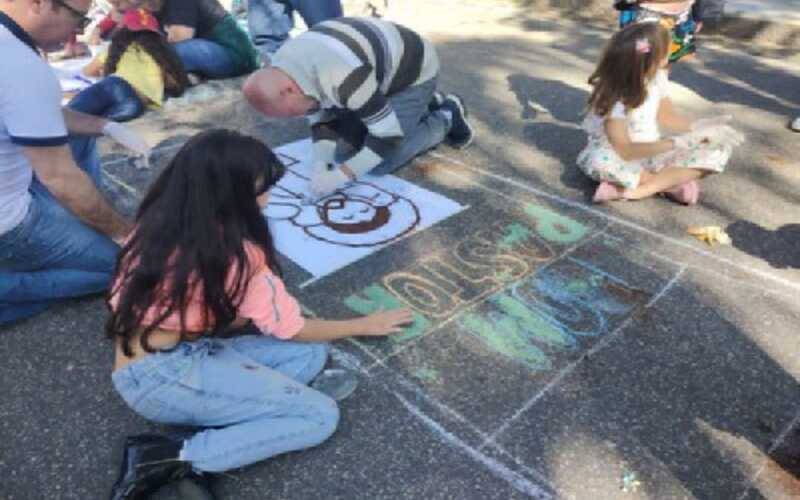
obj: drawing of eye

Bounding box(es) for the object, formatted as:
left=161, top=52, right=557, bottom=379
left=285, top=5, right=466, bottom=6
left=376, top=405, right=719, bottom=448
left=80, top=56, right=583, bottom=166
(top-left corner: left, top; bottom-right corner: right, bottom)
left=342, top=215, right=355, bottom=221
left=359, top=207, right=370, bottom=213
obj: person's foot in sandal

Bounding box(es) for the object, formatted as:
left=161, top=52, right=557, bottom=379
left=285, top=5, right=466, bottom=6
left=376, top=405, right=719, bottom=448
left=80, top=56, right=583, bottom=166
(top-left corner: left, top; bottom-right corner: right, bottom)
left=592, top=181, right=624, bottom=203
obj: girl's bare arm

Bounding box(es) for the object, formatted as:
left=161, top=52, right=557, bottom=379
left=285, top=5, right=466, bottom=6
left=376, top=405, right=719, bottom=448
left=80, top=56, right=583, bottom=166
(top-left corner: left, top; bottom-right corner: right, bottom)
left=656, top=97, right=692, bottom=134
left=605, top=118, right=675, bottom=161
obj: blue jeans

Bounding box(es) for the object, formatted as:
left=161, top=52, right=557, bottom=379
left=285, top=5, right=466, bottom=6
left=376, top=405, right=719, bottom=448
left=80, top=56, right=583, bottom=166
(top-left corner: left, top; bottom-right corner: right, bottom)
left=247, top=0, right=343, bottom=55
left=67, top=76, right=145, bottom=123
left=112, top=335, right=339, bottom=472
left=0, top=136, right=119, bottom=325
left=172, top=39, right=240, bottom=79
left=331, top=78, right=450, bottom=175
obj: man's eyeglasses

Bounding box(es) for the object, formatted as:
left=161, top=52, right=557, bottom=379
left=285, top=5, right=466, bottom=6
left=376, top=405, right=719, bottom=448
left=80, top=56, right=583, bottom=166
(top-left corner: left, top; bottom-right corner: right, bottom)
left=52, top=0, right=92, bottom=30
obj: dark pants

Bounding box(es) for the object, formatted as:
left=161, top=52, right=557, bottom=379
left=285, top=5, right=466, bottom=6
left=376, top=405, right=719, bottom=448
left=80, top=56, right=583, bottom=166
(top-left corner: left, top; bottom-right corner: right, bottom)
left=67, top=76, right=145, bottom=122
left=327, top=78, right=449, bottom=175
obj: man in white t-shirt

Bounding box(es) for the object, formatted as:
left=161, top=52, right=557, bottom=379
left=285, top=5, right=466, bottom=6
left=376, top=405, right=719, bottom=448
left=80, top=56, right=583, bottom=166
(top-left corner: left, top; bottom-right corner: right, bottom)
left=0, top=0, right=150, bottom=324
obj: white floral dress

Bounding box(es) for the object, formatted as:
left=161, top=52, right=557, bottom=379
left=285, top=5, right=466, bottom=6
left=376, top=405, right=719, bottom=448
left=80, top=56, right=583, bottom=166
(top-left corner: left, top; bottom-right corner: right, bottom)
left=577, top=70, right=731, bottom=189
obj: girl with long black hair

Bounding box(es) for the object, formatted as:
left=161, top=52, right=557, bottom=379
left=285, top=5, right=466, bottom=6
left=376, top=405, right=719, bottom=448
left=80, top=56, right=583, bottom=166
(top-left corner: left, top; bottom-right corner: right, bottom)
left=106, top=129, right=411, bottom=499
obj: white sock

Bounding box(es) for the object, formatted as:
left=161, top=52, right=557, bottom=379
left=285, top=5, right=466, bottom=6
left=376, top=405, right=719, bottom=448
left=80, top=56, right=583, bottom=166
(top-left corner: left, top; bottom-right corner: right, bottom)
left=440, top=108, right=453, bottom=128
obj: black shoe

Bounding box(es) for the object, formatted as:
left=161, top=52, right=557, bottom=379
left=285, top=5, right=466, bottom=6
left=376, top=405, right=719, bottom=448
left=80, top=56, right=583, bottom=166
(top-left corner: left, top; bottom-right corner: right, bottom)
left=440, top=94, right=474, bottom=149
left=428, top=91, right=445, bottom=113
left=176, top=475, right=217, bottom=500
left=110, top=433, right=192, bottom=500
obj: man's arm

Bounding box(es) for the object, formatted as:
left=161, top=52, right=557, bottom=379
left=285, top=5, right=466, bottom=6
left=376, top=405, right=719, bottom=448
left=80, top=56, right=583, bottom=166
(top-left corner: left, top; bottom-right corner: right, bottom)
left=23, top=145, right=131, bottom=242
left=338, top=65, right=404, bottom=177
left=62, top=107, right=107, bottom=136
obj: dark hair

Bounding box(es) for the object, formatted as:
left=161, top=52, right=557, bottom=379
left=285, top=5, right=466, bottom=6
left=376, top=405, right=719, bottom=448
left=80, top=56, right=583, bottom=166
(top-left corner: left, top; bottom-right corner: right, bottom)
left=105, top=28, right=190, bottom=98
left=106, top=129, right=285, bottom=357
left=587, top=22, right=671, bottom=117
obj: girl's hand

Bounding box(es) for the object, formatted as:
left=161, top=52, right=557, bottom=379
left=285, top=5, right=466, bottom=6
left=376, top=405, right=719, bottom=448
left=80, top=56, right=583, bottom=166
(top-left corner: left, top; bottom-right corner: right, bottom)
left=358, top=308, right=414, bottom=336
left=674, top=124, right=745, bottom=150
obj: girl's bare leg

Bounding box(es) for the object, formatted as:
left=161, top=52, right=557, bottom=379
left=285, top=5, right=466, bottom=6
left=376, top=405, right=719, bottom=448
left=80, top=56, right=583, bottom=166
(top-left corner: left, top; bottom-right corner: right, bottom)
left=624, top=167, right=703, bottom=200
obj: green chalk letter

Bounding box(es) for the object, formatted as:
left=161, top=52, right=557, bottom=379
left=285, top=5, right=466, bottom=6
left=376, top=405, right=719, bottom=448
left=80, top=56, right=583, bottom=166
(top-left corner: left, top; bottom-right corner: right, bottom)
left=344, top=284, right=430, bottom=343
left=460, top=295, right=557, bottom=372
left=525, top=204, right=589, bottom=244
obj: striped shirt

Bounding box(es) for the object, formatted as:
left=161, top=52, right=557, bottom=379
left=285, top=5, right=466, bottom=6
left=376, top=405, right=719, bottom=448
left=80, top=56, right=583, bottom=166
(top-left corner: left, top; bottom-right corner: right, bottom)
left=271, top=17, right=440, bottom=176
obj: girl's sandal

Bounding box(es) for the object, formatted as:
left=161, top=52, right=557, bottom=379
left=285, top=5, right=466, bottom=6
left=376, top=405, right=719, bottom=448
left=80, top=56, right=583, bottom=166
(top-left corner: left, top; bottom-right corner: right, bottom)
left=592, top=181, right=625, bottom=203
left=663, top=180, right=700, bottom=205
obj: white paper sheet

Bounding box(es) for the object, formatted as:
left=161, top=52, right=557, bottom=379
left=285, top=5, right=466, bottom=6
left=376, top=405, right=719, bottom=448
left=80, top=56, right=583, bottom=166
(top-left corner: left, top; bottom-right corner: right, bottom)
left=266, top=139, right=466, bottom=284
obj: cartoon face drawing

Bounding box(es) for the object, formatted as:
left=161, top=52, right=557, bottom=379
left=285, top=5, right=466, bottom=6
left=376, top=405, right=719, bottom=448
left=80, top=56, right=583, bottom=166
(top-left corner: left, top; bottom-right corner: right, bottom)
left=265, top=168, right=421, bottom=248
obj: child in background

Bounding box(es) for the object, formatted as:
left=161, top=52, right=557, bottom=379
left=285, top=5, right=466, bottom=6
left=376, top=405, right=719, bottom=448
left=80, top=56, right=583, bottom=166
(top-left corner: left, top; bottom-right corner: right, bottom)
left=87, top=7, right=123, bottom=45
left=69, top=9, right=189, bottom=122
left=87, top=0, right=161, bottom=45
left=615, top=0, right=698, bottom=63
left=106, top=129, right=412, bottom=497
left=578, top=22, right=743, bottom=204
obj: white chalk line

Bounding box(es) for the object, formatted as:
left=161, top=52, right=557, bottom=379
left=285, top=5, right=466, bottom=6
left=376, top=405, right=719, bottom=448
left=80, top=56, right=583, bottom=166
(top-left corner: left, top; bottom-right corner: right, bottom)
left=101, top=141, right=183, bottom=169
left=479, top=266, right=687, bottom=449
left=736, top=407, right=800, bottom=500
left=360, top=225, right=611, bottom=372
left=394, top=392, right=554, bottom=499
left=428, top=151, right=800, bottom=294
left=600, top=232, right=798, bottom=301
left=343, top=336, right=557, bottom=491
left=331, top=341, right=554, bottom=495
left=103, top=170, right=139, bottom=196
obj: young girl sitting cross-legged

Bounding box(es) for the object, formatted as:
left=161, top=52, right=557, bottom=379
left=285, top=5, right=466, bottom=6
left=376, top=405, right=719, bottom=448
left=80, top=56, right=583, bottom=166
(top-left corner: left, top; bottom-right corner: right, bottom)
left=578, top=22, right=744, bottom=205
left=106, top=129, right=412, bottom=499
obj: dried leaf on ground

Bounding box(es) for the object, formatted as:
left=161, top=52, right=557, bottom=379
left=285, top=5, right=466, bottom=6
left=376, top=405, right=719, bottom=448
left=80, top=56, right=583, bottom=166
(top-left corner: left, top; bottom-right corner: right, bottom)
left=687, top=225, right=732, bottom=246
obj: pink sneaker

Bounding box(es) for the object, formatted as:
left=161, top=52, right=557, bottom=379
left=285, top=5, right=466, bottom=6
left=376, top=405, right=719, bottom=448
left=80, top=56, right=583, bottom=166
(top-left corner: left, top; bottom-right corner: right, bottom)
left=592, top=181, right=624, bottom=203
left=664, top=180, right=700, bottom=205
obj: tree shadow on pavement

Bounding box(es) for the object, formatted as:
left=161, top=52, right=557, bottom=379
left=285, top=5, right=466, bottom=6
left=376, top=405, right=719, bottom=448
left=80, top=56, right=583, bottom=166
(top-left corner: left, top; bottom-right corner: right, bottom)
left=507, top=74, right=594, bottom=197
left=727, top=221, right=800, bottom=270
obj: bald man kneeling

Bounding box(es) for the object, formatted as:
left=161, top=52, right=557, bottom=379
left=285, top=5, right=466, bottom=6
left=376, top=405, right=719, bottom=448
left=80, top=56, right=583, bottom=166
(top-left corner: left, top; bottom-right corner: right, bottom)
left=243, top=16, right=474, bottom=197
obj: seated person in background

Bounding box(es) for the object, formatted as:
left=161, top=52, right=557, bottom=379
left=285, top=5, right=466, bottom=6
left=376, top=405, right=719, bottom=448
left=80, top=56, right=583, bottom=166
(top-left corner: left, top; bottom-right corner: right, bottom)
left=578, top=23, right=743, bottom=205
left=246, top=0, right=342, bottom=63
left=691, top=0, right=727, bottom=29
left=151, top=0, right=259, bottom=79
left=69, top=9, right=190, bottom=122
left=0, top=0, right=149, bottom=324
left=243, top=17, right=475, bottom=198
left=615, top=0, right=699, bottom=63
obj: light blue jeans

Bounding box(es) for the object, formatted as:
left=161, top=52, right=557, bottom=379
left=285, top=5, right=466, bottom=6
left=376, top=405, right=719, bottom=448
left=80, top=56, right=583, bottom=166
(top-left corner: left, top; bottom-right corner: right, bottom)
left=331, top=78, right=450, bottom=175
left=0, top=136, right=118, bottom=325
left=247, top=0, right=343, bottom=55
left=112, top=334, right=339, bottom=472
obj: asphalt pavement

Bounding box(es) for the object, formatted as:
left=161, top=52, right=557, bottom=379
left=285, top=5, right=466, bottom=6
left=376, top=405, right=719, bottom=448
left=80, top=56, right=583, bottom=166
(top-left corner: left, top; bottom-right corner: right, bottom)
left=1, top=1, right=799, bottom=498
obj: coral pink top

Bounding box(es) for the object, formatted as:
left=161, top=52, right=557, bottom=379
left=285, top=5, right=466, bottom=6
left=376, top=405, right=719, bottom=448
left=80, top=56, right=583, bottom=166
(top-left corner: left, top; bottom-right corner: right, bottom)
left=109, top=241, right=304, bottom=339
